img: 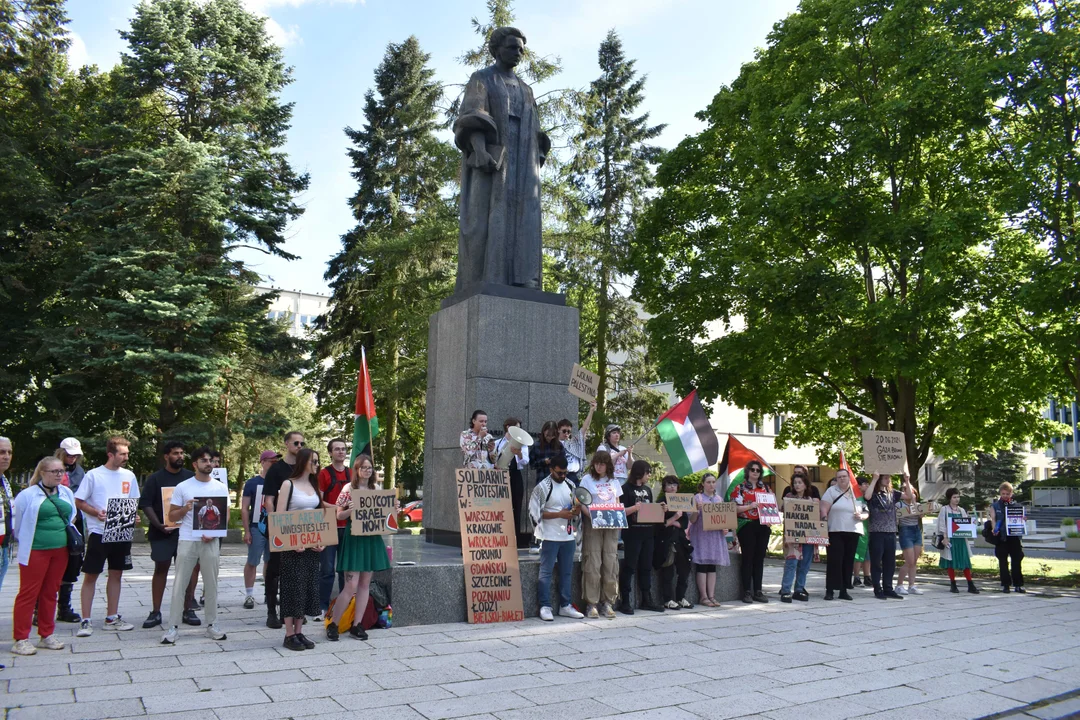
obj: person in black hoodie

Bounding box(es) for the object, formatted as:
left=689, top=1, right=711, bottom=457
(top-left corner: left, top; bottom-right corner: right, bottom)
left=655, top=475, right=693, bottom=609
left=619, top=460, right=664, bottom=614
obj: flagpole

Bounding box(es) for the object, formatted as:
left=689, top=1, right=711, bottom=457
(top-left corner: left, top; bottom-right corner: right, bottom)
left=627, top=417, right=664, bottom=449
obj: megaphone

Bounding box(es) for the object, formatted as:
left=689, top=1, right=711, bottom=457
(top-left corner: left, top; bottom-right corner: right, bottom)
left=496, top=426, right=534, bottom=469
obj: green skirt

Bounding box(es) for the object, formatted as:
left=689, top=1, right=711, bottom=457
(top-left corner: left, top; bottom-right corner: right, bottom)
left=854, top=523, right=870, bottom=562
left=938, top=537, right=972, bottom=570
left=336, top=533, right=391, bottom=573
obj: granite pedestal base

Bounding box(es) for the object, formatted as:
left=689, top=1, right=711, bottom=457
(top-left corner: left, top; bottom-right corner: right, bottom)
left=423, top=291, right=580, bottom=546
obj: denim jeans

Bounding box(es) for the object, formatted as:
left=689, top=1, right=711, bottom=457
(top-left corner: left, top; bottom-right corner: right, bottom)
left=538, top=539, right=576, bottom=609
left=781, top=543, right=814, bottom=594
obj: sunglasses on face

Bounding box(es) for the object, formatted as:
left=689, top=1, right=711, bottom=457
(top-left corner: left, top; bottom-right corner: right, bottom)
left=292, top=441, right=305, bottom=447
left=552, top=470, right=567, bottom=478
left=749, top=468, right=761, bottom=474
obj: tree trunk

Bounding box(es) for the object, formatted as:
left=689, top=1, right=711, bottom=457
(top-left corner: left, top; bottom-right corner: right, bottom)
left=384, top=283, right=400, bottom=490
left=594, top=257, right=610, bottom=437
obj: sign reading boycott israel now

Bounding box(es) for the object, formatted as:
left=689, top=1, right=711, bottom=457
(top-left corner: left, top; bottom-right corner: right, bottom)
left=350, top=488, right=397, bottom=536
left=456, top=468, right=525, bottom=624
left=862, top=430, right=908, bottom=475
left=783, top=498, right=829, bottom=546
left=268, top=507, right=339, bottom=552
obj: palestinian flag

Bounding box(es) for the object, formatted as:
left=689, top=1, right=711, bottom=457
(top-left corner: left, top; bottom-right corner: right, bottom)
left=656, top=390, right=720, bottom=477
left=720, top=435, right=776, bottom=501
left=350, top=347, right=378, bottom=465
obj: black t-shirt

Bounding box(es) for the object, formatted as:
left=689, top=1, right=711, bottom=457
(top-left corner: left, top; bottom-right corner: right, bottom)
left=261, top=459, right=295, bottom=510
left=657, top=491, right=690, bottom=530
left=140, top=467, right=194, bottom=541
left=621, top=481, right=653, bottom=529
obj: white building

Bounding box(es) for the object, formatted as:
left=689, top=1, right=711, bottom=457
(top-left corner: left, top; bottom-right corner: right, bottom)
left=256, top=285, right=330, bottom=339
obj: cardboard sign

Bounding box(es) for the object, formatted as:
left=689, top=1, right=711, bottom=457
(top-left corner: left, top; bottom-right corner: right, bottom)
left=210, top=467, right=228, bottom=485
left=701, top=502, right=738, bottom=531
left=456, top=468, right=525, bottom=624
left=862, top=430, right=908, bottom=475
left=568, top=363, right=600, bottom=402
left=268, top=507, right=338, bottom=552
left=192, top=496, right=228, bottom=537
left=757, top=492, right=782, bottom=525
left=102, top=497, right=138, bottom=543
left=783, top=498, right=829, bottom=546
left=664, top=493, right=696, bottom=513
left=636, top=503, right=665, bottom=524
left=350, top=487, right=396, bottom=536
left=946, top=513, right=978, bottom=539
left=161, top=488, right=179, bottom=528
left=1005, top=505, right=1026, bottom=537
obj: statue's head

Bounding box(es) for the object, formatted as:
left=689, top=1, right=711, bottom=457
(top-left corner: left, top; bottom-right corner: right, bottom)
left=489, top=26, right=526, bottom=68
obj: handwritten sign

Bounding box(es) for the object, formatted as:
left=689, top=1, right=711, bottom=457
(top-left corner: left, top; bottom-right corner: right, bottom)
left=103, top=498, right=138, bottom=543
left=456, top=468, right=525, bottom=624
left=664, top=493, right=696, bottom=513
left=1005, top=505, right=1026, bottom=537
left=946, top=513, right=978, bottom=539
left=862, top=430, right=908, bottom=475
left=350, top=487, right=396, bottom=536
left=268, top=507, right=338, bottom=552
left=161, top=488, right=179, bottom=528
left=783, top=498, right=829, bottom=546
left=636, top=503, right=665, bottom=524
left=589, top=505, right=628, bottom=529
left=701, top=502, right=738, bottom=531
left=568, top=363, right=600, bottom=402
left=757, top=492, right=782, bottom=525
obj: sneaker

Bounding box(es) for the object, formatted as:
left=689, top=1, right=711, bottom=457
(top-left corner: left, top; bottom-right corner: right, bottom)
left=199, top=595, right=205, bottom=607
left=283, top=635, right=305, bottom=652
left=839, top=591, right=854, bottom=601
left=326, top=623, right=339, bottom=641
left=348, top=624, right=368, bottom=640
left=266, top=613, right=283, bottom=629
left=296, top=633, right=315, bottom=649
left=852, top=576, right=863, bottom=587
left=528, top=546, right=541, bottom=555
left=907, top=584, right=923, bottom=595
left=1002, top=585, right=1011, bottom=593
left=793, top=590, right=809, bottom=602
left=142, top=611, right=162, bottom=629
left=242, top=596, right=255, bottom=610
left=539, top=606, right=554, bottom=622
left=618, top=602, right=634, bottom=616
left=76, top=619, right=93, bottom=637
left=863, top=576, right=873, bottom=587
left=742, top=591, right=754, bottom=604
left=895, top=585, right=908, bottom=595
left=182, top=609, right=201, bottom=626
left=1015, top=586, right=1026, bottom=594
left=56, top=606, right=81, bottom=623
left=560, top=605, right=585, bottom=619
left=780, top=593, right=792, bottom=603
left=206, top=625, right=227, bottom=641
left=602, top=603, right=616, bottom=619
left=38, top=634, right=65, bottom=650
left=104, top=616, right=134, bottom=631
left=678, top=598, right=693, bottom=609
left=752, top=592, right=769, bottom=604
left=586, top=604, right=599, bottom=619
left=161, top=626, right=178, bottom=645
left=665, top=600, right=679, bottom=610
left=11, top=639, right=37, bottom=656
left=310, top=613, right=324, bottom=623
left=884, top=590, right=904, bottom=600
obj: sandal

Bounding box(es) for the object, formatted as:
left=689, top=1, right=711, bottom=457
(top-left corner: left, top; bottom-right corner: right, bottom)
left=704, top=598, right=720, bottom=607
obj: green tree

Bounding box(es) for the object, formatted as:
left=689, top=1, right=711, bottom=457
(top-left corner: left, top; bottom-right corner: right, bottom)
left=632, top=0, right=1059, bottom=479
left=317, top=36, right=457, bottom=490
left=562, top=30, right=667, bottom=439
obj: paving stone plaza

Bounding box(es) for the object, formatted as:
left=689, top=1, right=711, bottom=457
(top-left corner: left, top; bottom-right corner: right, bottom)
left=2, top=549, right=1079, bottom=720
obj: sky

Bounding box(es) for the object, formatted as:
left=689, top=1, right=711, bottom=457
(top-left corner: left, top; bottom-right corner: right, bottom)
left=64, top=0, right=801, bottom=296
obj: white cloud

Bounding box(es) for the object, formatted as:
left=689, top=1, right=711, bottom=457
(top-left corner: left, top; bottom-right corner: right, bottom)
left=243, top=0, right=364, bottom=12
left=67, top=30, right=90, bottom=69
left=264, top=16, right=302, bottom=47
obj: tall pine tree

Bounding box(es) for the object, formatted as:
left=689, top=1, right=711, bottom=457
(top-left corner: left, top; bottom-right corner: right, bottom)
left=317, top=36, right=457, bottom=492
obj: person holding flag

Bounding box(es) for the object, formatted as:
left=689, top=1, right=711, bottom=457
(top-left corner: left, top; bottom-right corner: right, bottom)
left=731, top=461, right=772, bottom=603
left=821, top=468, right=864, bottom=600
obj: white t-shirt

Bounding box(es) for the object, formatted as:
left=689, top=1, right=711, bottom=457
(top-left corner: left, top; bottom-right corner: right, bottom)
left=580, top=474, right=622, bottom=506
left=822, top=485, right=858, bottom=533
left=170, top=477, right=228, bottom=541
left=75, top=466, right=140, bottom=535
left=598, top=443, right=629, bottom=479
left=539, top=479, right=575, bottom=541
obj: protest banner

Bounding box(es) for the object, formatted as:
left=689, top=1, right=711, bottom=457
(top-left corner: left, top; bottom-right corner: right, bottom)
left=457, top=468, right=525, bottom=624
left=192, top=496, right=228, bottom=537
left=268, top=507, right=338, bottom=551
left=783, top=497, right=829, bottom=545
left=636, top=503, right=665, bottom=524
left=701, top=502, right=738, bottom=531
left=1005, top=505, right=1026, bottom=537
left=350, top=487, right=397, bottom=536
left=589, top=505, right=628, bottom=529
left=664, top=493, right=696, bottom=513
left=568, top=363, right=600, bottom=402
left=161, top=488, right=179, bottom=528
left=946, top=513, right=978, bottom=539
left=861, top=430, right=908, bottom=475
left=210, top=467, right=228, bottom=485
left=102, top=498, right=138, bottom=543
left=757, top=492, right=782, bottom=525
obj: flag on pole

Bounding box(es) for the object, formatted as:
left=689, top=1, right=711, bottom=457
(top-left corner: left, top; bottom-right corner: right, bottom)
left=720, top=434, right=776, bottom=501
left=350, top=347, right=378, bottom=466
left=656, top=390, right=720, bottom=477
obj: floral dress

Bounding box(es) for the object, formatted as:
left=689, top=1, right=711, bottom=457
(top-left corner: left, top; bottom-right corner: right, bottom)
left=460, top=430, right=493, bottom=468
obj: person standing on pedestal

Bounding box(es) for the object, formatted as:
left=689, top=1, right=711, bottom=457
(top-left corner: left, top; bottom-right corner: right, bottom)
left=597, top=425, right=633, bottom=484
left=460, top=410, right=496, bottom=468
left=454, top=26, right=550, bottom=292
left=495, top=417, right=531, bottom=548
left=558, top=401, right=596, bottom=485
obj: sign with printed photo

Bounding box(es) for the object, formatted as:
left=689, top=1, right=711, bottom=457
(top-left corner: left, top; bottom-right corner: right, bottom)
left=268, top=507, right=339, bottom=551
left=192, top=496, right=228, bottom=537
left=701, top=502, right=738, bottom=531
left=589, top=505, right=628, bottom=529
left=350, top=487, right=397, bottom=536
left=664, top=493, right=696, bottom=513
left=102, top=497, right=139, bottom=543
left=757, top=492, right=782, bottom=525
left=783, top=498, right=829, bottom=545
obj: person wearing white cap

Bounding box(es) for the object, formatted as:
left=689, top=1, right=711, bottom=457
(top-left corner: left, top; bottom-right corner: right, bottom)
left=57, top=437, right=86, bottom=492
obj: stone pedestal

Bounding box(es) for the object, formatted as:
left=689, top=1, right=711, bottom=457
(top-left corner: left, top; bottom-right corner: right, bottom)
left=423, top=290, right=580, bottom=546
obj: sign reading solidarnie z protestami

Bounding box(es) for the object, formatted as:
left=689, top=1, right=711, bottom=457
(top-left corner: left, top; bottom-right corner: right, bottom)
left=456, top=468, right=525, bottom=624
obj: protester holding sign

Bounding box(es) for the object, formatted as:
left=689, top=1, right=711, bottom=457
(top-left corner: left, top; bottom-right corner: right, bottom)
left=937, top=488, right=979, bottom=594
left=779, top=475, right=816, bottom=603
left=655, top=475, right=693, bottom=610
left=821, top=469, right=863, bottom=601
left=579, top=451, right=622, bottom=619
left=74, top=436, right=140, bottom=636
left=864, top=473, right=904, bottom=600
left=276, top=448, right=330, bottom=651
left=732, top=462, right=771, bottom=603
left=328, top=454, right=391, bottom=641
left=529, top=455, right=586, bottom=622
left=597, top=424, right=633, bottom=483
left=558, top=400, right=596, bottom=484
left=989, top=482, right=1025, bottom=593
left=619, top=460, right=663, bottom=614
left=895, top=477, right=925, bottom=596
left=688, top=473, right=732, bottom=608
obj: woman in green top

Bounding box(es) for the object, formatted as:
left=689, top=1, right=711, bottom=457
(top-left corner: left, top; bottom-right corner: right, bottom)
left=936, top=487, right=980, bottom=594
left=852, top=478, right=871, bottom=587
left=11, top=456, right=78, bottom=655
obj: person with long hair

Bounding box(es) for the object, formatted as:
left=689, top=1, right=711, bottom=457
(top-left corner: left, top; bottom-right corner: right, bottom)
left=327, top=454, right=393, bottom=641
left=864, top=472, right=904, bottom=600
left=821, top=469, right=864, bottom=600
left=895, top=475, right=925, bottom=595
left=276, top=448, right=331, bottom=651
left=52, top=437, right=85, bottom=624
left=460, top=410, right=496, bottom=468
left=530, top=420, right=564, bottom=487
left=579, top=451, right=622, bottom=619
left=779, top=472, right=816, bottom=602
left=10, top=456, right=78, bottom=655
left=732, top=461, right=771, bottom=603
left=619, top=460, right=663, bottom=614
left=687, top=472, right=732, bottom=607
left=937, top=488, right=980, bottom=594
left=597, top=424, right=633, bottom=483
left=655, top=475, right=693, bottom=609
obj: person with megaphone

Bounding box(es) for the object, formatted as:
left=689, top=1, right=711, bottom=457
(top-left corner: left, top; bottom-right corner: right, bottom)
left=495, top=417, right=533, bottom=548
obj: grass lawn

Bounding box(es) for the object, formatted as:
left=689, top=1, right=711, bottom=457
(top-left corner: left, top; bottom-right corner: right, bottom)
left=914, top=551, right=1080, bottom=587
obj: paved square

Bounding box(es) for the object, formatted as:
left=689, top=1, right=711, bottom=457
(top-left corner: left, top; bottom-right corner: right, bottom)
left=2, top=552, right=1078, bottom=719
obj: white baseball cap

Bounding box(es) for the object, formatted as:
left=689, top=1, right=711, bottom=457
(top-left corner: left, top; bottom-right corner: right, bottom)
left=59, top=437, right=83, bottom=456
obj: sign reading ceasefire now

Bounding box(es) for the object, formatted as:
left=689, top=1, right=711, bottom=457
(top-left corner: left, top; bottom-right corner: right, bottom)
left=456, top=468, right=525, bottom=624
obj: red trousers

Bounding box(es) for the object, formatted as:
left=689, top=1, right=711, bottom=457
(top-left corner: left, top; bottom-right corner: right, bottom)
left=14, top=548, right=68, bottom=640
